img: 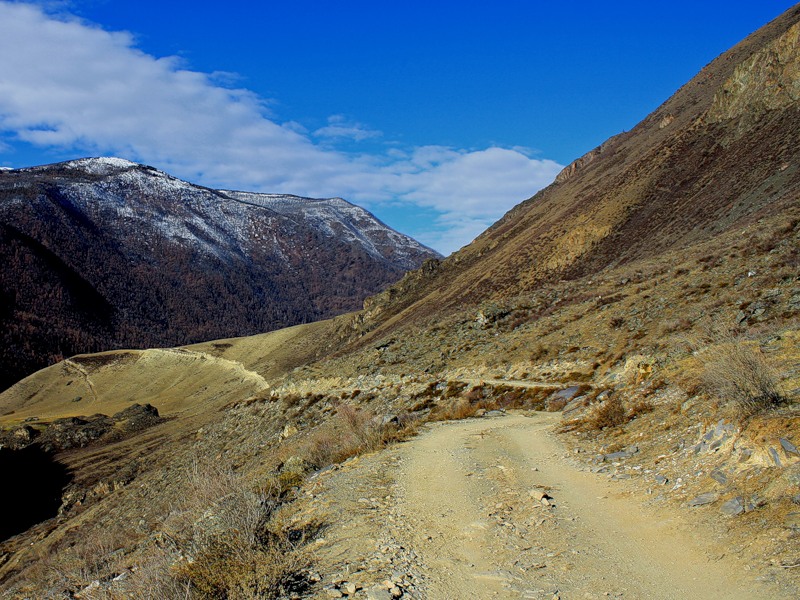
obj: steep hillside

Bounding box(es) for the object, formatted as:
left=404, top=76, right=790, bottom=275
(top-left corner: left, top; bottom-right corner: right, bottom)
left=0, top=158, right=438, bottom=390
left=347, top=4, right=800, bottom=341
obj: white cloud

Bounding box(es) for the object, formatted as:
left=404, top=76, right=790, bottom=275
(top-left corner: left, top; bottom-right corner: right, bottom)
left=0, top=2, right=563, bottom=254
left=313, top=115, right=382, bottom=142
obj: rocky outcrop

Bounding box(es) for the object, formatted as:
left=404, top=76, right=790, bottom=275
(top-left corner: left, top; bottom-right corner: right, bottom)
left=708, top=21, right=800, bottom=124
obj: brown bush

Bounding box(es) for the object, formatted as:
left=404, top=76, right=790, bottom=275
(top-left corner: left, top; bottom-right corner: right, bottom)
left=166, top=463, right=310, bottom=599
left=697, top=332, right=785, bottom=417
left=588, top=396, right=627, bottom=430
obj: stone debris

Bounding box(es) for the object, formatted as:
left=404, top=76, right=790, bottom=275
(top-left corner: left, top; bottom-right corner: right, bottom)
left=720, top=496, right=751, bottom=516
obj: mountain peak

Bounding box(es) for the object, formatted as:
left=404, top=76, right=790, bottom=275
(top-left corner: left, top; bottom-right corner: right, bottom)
left=63, top=156, right=142, bottom=173
left=0, top=159, right=439, bottom=389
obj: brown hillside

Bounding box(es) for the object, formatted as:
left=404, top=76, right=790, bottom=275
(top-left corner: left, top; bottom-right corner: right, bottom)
left=347, top=4, right=800, bottom=342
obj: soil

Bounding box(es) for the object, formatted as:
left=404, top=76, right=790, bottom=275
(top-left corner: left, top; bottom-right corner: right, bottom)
left=301, top=412, right=790, bottom=599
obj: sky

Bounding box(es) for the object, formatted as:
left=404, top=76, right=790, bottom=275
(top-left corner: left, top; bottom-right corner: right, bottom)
left=0, top=1, right=796, bottom=254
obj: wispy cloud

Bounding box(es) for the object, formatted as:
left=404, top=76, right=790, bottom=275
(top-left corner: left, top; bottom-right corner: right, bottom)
left=0, top=2, right=562, bottom=254
left=313, top=115, right=382, bottom=142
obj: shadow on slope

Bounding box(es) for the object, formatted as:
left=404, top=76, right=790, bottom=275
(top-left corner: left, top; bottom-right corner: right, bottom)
left=0, top=445, right=71, bottom=541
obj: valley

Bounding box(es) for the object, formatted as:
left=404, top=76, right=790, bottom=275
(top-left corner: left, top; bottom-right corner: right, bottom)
left=1, top=3, right=800, bottom=599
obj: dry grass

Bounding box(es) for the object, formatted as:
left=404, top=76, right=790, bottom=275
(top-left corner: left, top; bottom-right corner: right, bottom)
left=694, top=329, right=786, bottom=417
left=588, top=396, right=627, bottom=430
left=105, top=462, right=315, bottom=600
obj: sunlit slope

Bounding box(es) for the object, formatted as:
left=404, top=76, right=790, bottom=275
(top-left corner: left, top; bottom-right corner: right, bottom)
left=348, top=4, right=800, bottom=338
left=0, top=319, right=333, bottom=424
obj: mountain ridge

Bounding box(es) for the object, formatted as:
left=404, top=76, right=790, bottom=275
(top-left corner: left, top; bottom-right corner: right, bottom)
left=339, top=3, right=800, bottom=345
left=0, top=157, right=439, bottom=390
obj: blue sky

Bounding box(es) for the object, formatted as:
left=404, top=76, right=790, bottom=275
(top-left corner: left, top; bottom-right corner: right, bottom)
left=0, top=1, right=795, bottom=254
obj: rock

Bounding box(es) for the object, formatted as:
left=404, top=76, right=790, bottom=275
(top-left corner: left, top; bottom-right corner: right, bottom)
left=769, top=447, right=783, bottom=467
left=654, top=474, right=669, bottom=485
left=74, top=581, right=101, bottom=599
left=784, top=512, right=800, bottom=530
left=484, top=410, right=506, bottom=418
left=561, top=395, right=589, bottom=416
left=366, top=586, right=392, bottom=600
left=324, top=587, right=344, bottom=598
left=529, top=489, right=550, bottom=501
left=603, top=450, right=633, bottom=461
left=282, top=424, right=299, bottom=439
left=720, top=496, right=747, bottom=516
left=390, top=586, right=403, bottom=598
left=11, top=425, right=36, bottom=443
left=112, top=403, right=163, bottom=434
left=709, top=469, right=728, bottom=485
left=382, top=414, right=401, bottom=427
left=780, top=438, right=799, bottom=458
left=687, top=492, right=717, bottom=507
left=546, top=386, right=583, bottom=411
left=281, top=455, right=310, bottom=474
left=345, top=582, right=359, bottom=595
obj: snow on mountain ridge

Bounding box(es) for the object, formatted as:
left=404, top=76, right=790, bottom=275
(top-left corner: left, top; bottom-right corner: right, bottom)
left=223, top=190, right=436, bottom=267
left=0, top=158, right=438, bottom=268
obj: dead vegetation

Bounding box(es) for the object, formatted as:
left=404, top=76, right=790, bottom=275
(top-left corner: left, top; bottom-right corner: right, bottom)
left=696, top=331, right=787, bottom=417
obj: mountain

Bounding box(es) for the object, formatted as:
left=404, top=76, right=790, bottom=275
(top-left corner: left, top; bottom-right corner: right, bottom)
left=342, top=4, right=800, bottom=342
left=0, top=157, right=439, bottom=390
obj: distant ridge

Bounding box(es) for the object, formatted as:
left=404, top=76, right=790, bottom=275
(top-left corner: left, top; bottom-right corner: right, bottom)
left=0, top=157, right=439, bottom=390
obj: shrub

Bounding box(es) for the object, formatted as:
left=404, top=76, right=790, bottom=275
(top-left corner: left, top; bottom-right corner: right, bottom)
left=588, top=396, right=627, bottom=430
left=697, top=333, right=785, bottom=417
left=167, top=462, right=310, bottom=599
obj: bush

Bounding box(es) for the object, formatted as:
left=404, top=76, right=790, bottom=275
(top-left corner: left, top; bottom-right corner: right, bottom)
left=162, top=462, right=310, bottom=599
left=698, top=334, right=785, bottom=417
left=588, top=396, right=627, bottom=430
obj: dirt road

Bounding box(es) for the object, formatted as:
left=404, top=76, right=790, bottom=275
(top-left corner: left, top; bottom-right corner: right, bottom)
left=305, top=412, right=785, bottom=599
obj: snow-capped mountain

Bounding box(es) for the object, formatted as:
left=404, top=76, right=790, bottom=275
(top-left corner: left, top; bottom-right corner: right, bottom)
left=0, top=157, right=440, bottom=389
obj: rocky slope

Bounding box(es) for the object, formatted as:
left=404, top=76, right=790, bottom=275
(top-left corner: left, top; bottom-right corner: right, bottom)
left=344, top=4, right=800, bottom=342
left=0, top=158, right=438, bottom=390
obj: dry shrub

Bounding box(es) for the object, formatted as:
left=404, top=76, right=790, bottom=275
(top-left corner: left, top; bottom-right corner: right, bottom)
left=302, top=405, right=420, bottom=469
left=443, top=381, right=468, bottom=398
left=530, top=344, right=550, bottom=362
left=164, top=462, right=310, bottom=599
left=428, top=398, right=482, bottom=422
left=463, top=385, right=486, bottom=403
left=627, top=398, right=655, bottom=419
left=336, top=404, right=383, bottom=452
left=588, top=396, right=627, bottom=430
left=9, top=525, right=133, bottom=598
left=695, top=331, right=785, bottom=417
